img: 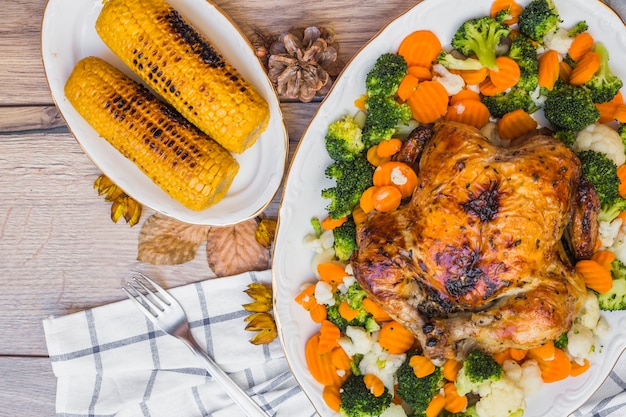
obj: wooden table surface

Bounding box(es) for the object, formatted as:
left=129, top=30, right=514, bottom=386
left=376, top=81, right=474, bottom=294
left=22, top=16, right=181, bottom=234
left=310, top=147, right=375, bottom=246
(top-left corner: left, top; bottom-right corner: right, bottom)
left=0, top=0, right=419, bottom=414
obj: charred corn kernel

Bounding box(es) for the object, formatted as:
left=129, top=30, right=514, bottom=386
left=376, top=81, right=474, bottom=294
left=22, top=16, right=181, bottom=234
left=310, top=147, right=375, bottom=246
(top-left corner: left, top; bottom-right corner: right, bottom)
left=65, top=56, right=239, bottom=211
left=96, top=0, right=270, bottom=153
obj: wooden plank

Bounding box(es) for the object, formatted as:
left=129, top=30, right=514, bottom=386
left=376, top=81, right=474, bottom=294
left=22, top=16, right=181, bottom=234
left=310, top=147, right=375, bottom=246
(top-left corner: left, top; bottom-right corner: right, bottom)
left=0, top=357, right=56, bottom=415
left=0, top=106, right=66, bottom=133
left=0, top=0, right=418, bottom=105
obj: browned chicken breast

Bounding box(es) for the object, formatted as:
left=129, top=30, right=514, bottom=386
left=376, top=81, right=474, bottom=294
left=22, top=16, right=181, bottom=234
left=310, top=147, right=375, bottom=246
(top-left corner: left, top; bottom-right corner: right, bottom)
left=351, top=121, right=598, bottom=361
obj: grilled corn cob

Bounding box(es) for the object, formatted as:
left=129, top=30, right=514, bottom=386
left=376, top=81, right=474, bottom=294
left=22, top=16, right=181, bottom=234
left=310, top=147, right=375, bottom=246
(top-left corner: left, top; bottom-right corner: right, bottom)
left=96, top=0, right=270, bottom=154
left=65, top=56, right=239, bottom=211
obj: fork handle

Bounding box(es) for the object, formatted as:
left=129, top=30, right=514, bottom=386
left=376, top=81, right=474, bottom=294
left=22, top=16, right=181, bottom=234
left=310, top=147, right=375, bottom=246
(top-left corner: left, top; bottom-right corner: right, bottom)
left=182, top=337, right=270, bottom=417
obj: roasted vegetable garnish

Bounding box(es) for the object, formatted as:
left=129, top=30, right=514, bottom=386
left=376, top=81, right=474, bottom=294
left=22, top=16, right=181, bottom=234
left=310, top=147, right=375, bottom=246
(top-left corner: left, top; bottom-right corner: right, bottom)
left=96, top=0, right=270, bottom=153
left=66, top=57, right=239, bottom=211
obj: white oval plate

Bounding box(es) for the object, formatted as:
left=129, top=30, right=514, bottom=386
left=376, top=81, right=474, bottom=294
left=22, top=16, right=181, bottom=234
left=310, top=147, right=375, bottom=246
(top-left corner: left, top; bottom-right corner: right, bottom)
left=273, top=0, right=626, bottom=415
left=41, top=0, right=287, bottom=226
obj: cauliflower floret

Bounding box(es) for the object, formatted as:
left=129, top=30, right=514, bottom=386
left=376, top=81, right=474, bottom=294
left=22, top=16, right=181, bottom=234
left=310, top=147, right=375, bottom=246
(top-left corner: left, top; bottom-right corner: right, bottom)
left=311, top=248, right=336, bottom=277
left=567, top=323, right=596, bottom=363
left=314, top=281, right=335, bottom=306
left=576, top=290, right=601, bottom=330
left=475, top=375, right=525, bottom=417
left=573, top=123, right=626, bottom=166
left=380, top=403, right=409, bottom=417
left=598, top=218, right=623, bottom=248
left=519, top=360, right=543, bottom=397
left=342, top=325, right=374, bottom=355
left=609, top=225, right=626, bottom=264
left=502, top=359, right=523, bottom=382
left=594, top=316, right=612, bottom=339
left=358, top=340, right=406, bottom=391
left=303, top=229, right=335, bottom=253
left=543, top=28, right=574, bottom=55
left=432, top=63, right=465, bottom=96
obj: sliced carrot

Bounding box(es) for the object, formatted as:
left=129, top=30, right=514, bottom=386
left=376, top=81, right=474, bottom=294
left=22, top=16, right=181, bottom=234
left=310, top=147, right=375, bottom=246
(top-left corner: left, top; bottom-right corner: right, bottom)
left=305, top=333, right=346, bottom=386
left=575, top=259, right=613, bottom=293
left=426, top=394, right=447, bottom=417
left=442, top=358, right=463, bottom=382
left=538, top=50, right=560, bottom=91
left=569, top=51, right=601, bottom=85
left=360, top=186, right=377, bottom=214
left=408, top=65, right=434, bottom=81
left=497, top=108, right=538, bottom=140
left=479, top=78, right=507, bottom=96
left=397, top=74, right=420, bottom=102
left=570, top=359, right=591, bottom=377
left=618, top=164, right=626, bottom=198
left=295, top=284, right=317, bottom=310
left=591, top=250, right=616, bottom=271
left=331, top=346, right=353, bottom=371
left=322, top=384, right=342, bottom=412
left=309, top=302, right=328, bottom=323
left=398, top=30, right=442, bottom=68
left=371, top=185, right=403, bottom=212
left=362, top=297, right=393, bottom=322
left=317, top=262, right=348, bottom=286
left=367, top=145, right=391, bottom=167
left=490, top=0, right=523, bottom=25
left=321, top=215, right=347, bottom=230
left=492, top=349, right=512, bottom=365
left=450, top=67, right=489, bottom=85
left=354, top=95, right=367, bottom=111
left=378, top=320, right=416, bottom=354
left=373, top=161, right=419, bottom=198
left=489, top=56, right=521, bottom=90
left=338, top=300, right=360, bottom=321
left=409, top=355, right=436, bottom=378
left=445, top=99, right=491, bottom=129
left=318, top=320, right=342, bottom=353
left=568, top=32, right=595, bottom=61
left=559, top=60, right=573, bottom=84
left=377, top=138, right=404, bottom=158
left=534, top=347, right=572, bottom=383
left=364, top=374, right=386, bottom=397
left=449, top=88, right=481, bottom=105
left=596, top=101, right=620, bottom=123
left=509, top=347, right=528, bottom=362
left=407, top=80, right=449, bottom=123
left=352, top=205, right=368, bottom=226
left=617, top=211, right=626, bottom=224
left=615, top=104, right=626, bottom=123
left=443, top=382, right=469, bottom=413
left=528, top=340, right=556, bottom=361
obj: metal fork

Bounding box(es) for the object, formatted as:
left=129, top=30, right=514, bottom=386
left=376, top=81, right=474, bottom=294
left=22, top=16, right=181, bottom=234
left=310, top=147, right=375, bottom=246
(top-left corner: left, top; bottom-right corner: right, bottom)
left=123, top=272, right=270, bottom=417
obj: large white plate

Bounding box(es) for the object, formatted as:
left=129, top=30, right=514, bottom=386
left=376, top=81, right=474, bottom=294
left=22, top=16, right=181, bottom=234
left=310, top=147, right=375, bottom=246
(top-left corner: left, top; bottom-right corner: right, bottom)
left=273, top=0, right=626, bottom=415
left=41, top=0, right=287, bottom=226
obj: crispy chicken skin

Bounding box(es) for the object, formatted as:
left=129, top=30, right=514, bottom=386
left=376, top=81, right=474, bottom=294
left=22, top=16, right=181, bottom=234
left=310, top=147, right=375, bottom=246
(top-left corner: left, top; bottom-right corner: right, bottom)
left=351, top=121, right=595, bottom=360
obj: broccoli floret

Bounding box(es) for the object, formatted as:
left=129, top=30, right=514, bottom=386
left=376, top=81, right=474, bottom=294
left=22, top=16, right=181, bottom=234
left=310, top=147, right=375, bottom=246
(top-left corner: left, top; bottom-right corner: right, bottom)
left=554, top=332, right=569, bottom=349
left=325, top=115, right=365, bottom=162
left=326, top=282, right=379, bottom=333
left=322, top=155, right=375, bottom=219
left=396, top=353, right=445, bottom=415
left=543, top=84, right=600, bottom=131
left=333, top=218, right=357, bottom=261
left=437, top=50, right=483, bottom=71
left=507, top=34, right=539, bottom=92
left=339, top=374, right=393, bottom=417
left=619, top=124, right=626, bottom=149
left=455, top=349, right=503, bottom=396
left=362, top=95, right=412, bottom=148
left=518, top=0, right=561, bottom=43
left=481, top=87, right=535, bottom=118
left=553, top=130, right=576, bottom=148
left=311, top=217, right=323, bottom=237
left=568, top=21, right=588, bottom=37
left=577, top=150, right=621, bottom=208
left=598, top=259, right=626, bottom=310
left=365, top=53, right=408, bottom=97
left=441, top=406, right=480, bottom=417
left=451, top=16, right=511, bottom=70
left=584, top=43, right=624, bottom=104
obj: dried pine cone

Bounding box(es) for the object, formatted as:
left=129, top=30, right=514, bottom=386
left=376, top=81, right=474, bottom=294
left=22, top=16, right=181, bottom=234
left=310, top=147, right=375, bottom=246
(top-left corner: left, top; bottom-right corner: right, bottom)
left=267, top=27, right=342, bottom=102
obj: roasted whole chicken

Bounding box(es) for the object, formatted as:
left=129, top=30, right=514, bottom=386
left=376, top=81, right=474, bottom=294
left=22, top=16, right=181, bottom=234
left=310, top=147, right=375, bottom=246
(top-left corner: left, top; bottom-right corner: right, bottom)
left=351, top=121, right=599, bottom=361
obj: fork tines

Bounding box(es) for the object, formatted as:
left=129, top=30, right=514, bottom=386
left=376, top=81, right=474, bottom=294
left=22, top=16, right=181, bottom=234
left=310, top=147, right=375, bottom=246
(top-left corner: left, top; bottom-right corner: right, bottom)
left=123, top=272, right=171, bottom=317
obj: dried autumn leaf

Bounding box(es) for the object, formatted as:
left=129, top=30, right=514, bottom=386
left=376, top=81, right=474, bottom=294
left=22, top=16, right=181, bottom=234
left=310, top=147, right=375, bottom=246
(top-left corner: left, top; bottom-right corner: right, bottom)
left=249, top=327, right=278, bottom=345
left=255, top=218, right=277, bottom=249
left=244, top=312, right=278, bottom=345
left=206, top=218, right=270, bottom=276
left=138, top=213, right=210, bottom=265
